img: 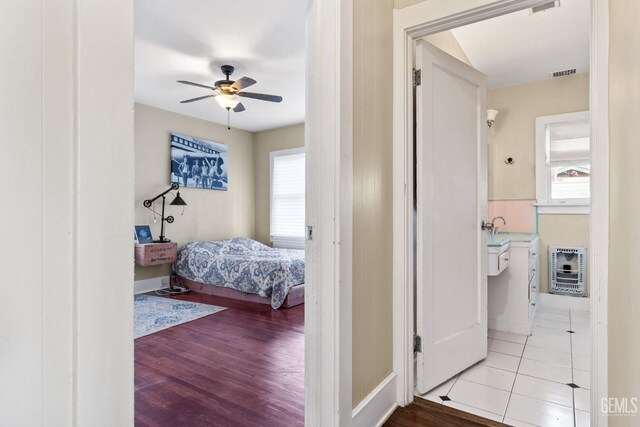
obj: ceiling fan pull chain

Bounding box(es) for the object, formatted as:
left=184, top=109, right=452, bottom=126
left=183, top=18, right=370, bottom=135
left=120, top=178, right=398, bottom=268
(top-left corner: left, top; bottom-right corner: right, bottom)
left=227, top=108, right=231, bottom=130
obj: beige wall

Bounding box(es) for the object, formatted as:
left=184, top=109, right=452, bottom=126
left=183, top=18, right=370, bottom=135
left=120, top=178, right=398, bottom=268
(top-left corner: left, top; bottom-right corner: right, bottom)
left=253, top=124, right=305, bottom=245
left=488, top=75, right=590, bottom=294
left=134, top=104, right=255, bottom=280
left=349, top=1, right=484, bottom=407
left=352, top=0, right=395, bottom=407
left=609, top=1, right=640, bottom=423
left=488, top=74, right=589, bottom=200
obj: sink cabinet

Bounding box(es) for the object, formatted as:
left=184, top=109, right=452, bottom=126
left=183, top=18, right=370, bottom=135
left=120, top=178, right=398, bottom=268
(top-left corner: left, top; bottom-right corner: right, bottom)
left=488, top=242, right=510, bottom=276
left=488, top=236, right=540, bottom=335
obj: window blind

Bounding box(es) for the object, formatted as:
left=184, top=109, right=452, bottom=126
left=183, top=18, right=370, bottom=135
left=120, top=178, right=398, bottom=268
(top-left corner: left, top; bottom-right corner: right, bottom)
left=271, top=151, right=305, bottom=249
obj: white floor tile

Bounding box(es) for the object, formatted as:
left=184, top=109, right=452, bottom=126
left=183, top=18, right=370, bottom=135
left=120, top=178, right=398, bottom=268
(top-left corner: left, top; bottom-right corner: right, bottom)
left=571, top=310, right=590, bottom=319
left=526, top=334, right=571, bottom=353
left=572, top=354, right=591, bottom=372
left=518, top=359, right=573, bottom=384
left=505, top=393, right=575, bottom=427
left=523, top=345, right=572, bottom=368
left=531, top=326, right=571, bottom=339
left=489, top=338, right=525, bottom=357
left=488, top=329, right=528, bottom=345
left=421, top=394, right=443, bottom=404
left=575, top=409, right=590, bottom=427
left=534, top=318, right=570, bottom=331
left=503, top=417, right=538, bottom=427
left=536, top=311, right=571, bottom=323
left=460, top=363, right=516, bottom=392
left=574, top=387, right=591, bottom=412
left=573, top=369, right=591, bottom=390
left=442, top=400, right=504, bottom=422
left=570, top=316, right=590, bottom=326
left=571, top=334, right=591, bottom=356
left=537, top=306, right=570, bottom=316
left=512, top=374, right=574, bottom=408
left=570, top=322, right=591, bottom=335
left=480, top=351, right=521, bottom=373
left=448, top=379, right=510, bottom=416
left=423, top=374, right=459, bottom=397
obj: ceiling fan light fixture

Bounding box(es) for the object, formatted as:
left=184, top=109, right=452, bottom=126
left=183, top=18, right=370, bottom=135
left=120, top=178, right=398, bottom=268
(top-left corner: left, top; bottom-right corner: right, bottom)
left=215, top=94, right=240, bottom=110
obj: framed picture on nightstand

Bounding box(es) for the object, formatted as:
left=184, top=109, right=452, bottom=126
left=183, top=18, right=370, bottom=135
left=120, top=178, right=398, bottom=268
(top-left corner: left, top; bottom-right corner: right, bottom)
left=134, top=225, right=154, bottom=244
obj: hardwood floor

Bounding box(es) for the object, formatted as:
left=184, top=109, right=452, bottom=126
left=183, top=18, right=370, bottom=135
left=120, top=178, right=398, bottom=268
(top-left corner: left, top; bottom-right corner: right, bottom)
left=385, top=397, right=507, bottom=427
left=135, top=292, right=304, bottom=427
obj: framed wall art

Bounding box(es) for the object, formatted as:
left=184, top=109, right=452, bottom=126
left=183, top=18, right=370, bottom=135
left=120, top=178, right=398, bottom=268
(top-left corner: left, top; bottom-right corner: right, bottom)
left=170, top=133, right=228, bottom=191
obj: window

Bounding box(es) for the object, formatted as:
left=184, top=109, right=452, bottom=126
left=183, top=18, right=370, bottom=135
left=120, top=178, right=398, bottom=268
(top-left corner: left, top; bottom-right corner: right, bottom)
left=535, top=111, right=590, bottom=214
left=270, top=148, right=305, bottom=249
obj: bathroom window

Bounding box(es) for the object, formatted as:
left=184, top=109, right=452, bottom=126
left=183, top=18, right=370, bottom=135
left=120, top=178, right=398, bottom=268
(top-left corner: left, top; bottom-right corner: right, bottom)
left=270, top=147, right=306, bottom=249
left=535, top=111, right=590, bottom=214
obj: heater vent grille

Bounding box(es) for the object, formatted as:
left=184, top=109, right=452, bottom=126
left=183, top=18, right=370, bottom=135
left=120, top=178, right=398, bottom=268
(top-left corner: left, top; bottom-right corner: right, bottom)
left=531, top=1, right=560, bottom=14
left=552, top=69, right=577, bottom=78
left=549, top=246, right=587, bottom=296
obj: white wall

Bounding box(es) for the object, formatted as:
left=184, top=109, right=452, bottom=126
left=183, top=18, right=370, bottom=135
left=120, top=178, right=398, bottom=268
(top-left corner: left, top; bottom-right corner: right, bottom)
left=0, top=1, right=135, bottom=424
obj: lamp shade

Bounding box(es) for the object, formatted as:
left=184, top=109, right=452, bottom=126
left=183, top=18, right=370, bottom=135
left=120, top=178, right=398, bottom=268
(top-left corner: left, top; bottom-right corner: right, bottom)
left=487, top=109, right=499, bottom=122
left=170, top=191, right=187, bottom=206
left=215, top=94, right=240, bottom=110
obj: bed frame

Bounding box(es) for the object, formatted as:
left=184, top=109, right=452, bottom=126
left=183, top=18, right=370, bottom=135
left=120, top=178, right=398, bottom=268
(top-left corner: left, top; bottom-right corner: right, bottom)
left=170, top=275, right=305, bottom=309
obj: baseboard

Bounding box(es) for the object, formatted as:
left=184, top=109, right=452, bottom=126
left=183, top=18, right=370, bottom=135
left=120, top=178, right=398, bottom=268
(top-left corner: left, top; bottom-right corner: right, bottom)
left=352, top=373, right=398, bottom=427
left=134, top=276, right=170, bottom=294
left=537, top=292, right=590, bottom=311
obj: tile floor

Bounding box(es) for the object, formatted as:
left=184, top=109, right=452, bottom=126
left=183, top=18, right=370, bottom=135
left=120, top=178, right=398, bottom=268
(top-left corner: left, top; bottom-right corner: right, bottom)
left=420, top=305, right=591, bottom=427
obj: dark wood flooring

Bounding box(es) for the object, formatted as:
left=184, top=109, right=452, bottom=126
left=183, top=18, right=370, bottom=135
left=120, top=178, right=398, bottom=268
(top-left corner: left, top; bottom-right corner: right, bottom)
left=385, top=397, right=507, bottom=427
left=135, top=292, right=305, bottom=427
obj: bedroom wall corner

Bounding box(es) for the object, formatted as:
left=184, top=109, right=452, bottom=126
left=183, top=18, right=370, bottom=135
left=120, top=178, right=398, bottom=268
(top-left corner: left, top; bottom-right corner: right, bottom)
left=252, top=123, right=305, bottom=246
left=134, top=104, right=255, bottom=280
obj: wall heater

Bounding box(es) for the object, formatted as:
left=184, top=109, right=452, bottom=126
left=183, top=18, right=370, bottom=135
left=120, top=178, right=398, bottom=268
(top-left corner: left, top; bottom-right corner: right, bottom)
left=549, top=246, right=587, bottom=296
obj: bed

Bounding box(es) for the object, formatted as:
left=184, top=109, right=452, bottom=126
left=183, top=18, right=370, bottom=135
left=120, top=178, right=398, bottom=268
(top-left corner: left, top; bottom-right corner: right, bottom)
left=172, top=237, right=305, bottom=309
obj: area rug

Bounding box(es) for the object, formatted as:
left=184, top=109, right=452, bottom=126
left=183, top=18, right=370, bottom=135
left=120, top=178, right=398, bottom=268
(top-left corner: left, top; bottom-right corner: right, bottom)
left=134, top=294, right=226, bottom=339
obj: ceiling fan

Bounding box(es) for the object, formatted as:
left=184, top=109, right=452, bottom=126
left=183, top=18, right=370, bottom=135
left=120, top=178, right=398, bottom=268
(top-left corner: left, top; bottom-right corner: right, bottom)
left=177, top=65, right=283, bottom=129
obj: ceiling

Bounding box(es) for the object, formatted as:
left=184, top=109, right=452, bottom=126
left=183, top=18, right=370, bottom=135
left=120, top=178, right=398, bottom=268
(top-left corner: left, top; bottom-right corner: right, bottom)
left=135, top=1, right=589, bottom=130
left=135, top=0, right=306, bottom=132
left=451, top=0, right=590, bottom=89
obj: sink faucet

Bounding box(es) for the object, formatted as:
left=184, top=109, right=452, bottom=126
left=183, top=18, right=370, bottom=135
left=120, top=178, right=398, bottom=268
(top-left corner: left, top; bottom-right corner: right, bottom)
left=491, top=216, right=506, bottom=236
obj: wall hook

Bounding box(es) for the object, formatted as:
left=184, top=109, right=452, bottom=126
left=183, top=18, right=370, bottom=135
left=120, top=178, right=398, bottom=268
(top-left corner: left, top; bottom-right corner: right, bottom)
left=504, top=157, right=515, bottom=165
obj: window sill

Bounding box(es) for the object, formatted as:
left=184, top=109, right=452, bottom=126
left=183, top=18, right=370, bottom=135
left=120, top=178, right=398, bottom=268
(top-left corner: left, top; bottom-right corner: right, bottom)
left=271, top=236, right=306, bottom=250
left=534, top=203, right=590, bottom=215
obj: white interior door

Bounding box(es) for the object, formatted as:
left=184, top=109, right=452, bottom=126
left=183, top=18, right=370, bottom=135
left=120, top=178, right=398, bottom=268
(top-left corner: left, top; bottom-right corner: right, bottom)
left=415, top=39, right=488, bottom=394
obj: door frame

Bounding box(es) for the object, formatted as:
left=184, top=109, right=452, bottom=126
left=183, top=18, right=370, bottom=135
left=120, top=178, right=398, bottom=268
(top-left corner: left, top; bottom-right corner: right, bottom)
left=392, top=2, right=609, bottom=426
left=305, top=0, right=353, bottom=425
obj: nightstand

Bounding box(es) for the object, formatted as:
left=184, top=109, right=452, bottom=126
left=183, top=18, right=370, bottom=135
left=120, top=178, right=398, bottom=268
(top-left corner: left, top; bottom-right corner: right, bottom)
left=134, top=242, right=178, bottom=267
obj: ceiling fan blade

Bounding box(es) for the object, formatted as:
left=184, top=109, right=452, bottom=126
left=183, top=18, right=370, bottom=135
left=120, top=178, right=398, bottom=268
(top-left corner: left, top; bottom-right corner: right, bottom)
left=177, top=80, right=217, bottom=91
left=230, top=77, right=257, bottom=91
left=237, top=91, right=283, bottom=103
left=180, top=94, right=216, bottom=103
left=233, top=103, right=246, bottom=113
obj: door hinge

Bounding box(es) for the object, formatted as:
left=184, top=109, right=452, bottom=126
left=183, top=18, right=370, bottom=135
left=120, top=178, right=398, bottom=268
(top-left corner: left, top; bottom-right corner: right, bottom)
left=306, top=225, right=313, bottom=241
left=413, top=335, right=422, bottom=353
left=413, top=69, right=422, bottom=87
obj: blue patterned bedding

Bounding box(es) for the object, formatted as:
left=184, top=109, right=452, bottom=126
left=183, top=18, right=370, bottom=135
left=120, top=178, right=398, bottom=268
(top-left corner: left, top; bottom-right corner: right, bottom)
left=173, top=238, right=305, bottom=309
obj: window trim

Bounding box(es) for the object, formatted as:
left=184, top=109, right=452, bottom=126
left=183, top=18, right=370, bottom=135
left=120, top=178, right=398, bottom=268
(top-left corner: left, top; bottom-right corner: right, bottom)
left=269, top=147, right=306, bottom=249
left=535, top=111, right=591, bottom=214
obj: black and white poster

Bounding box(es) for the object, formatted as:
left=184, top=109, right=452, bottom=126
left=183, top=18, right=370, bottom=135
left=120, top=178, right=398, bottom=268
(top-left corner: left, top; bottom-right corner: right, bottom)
left=170, top=132, right=228, bottom=191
